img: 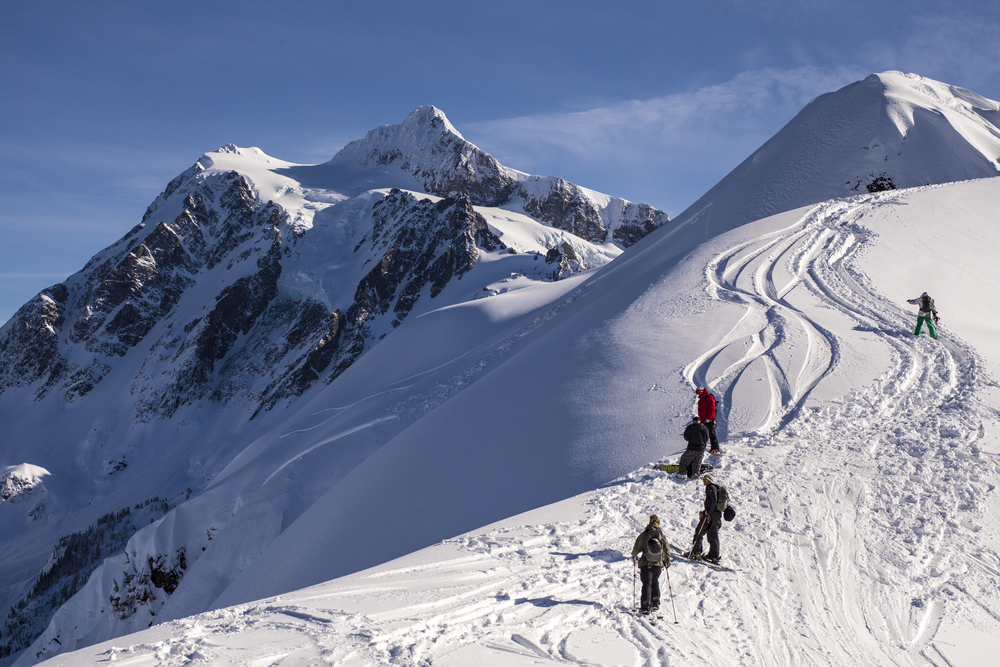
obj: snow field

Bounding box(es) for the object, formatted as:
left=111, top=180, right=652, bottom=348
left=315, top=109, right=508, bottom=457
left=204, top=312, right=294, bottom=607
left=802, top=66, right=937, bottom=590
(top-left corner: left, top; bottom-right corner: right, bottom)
left=37, top=180, right=1000, bottom=666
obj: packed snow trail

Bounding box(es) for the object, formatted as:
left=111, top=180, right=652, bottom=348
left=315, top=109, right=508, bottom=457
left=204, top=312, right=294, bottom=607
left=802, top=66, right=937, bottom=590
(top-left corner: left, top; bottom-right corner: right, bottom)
left=37, top=189, right=1000, bottom=666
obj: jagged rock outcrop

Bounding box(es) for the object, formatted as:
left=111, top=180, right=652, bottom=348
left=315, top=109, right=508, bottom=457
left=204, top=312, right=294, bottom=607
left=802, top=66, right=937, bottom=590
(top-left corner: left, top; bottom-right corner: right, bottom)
left=257, top=190, right=504, bottom=413
left=0, top=286, right=68, bottom=399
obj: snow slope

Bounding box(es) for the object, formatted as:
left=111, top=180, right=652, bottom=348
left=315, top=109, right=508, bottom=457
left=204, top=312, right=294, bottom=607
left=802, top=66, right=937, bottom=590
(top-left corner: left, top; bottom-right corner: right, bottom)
left=30, top=176, right=1000, bottom=667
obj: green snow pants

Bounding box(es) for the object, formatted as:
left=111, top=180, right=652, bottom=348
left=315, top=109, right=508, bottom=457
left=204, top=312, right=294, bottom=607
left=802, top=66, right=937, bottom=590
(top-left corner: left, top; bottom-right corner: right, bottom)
left=914, top=316, right=937, bottom=339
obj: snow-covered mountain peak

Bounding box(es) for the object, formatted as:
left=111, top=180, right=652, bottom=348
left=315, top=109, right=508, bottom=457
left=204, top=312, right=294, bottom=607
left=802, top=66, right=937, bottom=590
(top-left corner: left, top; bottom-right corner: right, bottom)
left=676, top=70, right=1000, bottom=236
left=332, top=105, right=471, bottom=167
left=326, top=104, right=525, bottom=207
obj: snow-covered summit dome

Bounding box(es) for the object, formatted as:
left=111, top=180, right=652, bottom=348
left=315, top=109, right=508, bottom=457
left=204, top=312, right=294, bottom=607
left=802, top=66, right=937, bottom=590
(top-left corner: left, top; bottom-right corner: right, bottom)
left=675, top=70, right=1000, bottom=236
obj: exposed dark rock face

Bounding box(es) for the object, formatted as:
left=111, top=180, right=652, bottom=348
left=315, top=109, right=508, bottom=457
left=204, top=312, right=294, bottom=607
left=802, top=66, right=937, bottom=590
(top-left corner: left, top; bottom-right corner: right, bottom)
left=865, top=172, right=897, bottom=193
left=0, top=285, right=68, bottom=399
left=613, top=202, right=669, bottom=247
left=256, top=190, right=505, bottom=414
left=522, top=178, right=607, bottom=242
left=544, top=242, right=585, bottom=281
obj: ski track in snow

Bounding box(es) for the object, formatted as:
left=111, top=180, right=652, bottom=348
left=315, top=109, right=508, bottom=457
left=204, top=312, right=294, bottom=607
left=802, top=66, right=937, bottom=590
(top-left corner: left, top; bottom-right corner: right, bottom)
left=51, top=195, right=1000, bottom=666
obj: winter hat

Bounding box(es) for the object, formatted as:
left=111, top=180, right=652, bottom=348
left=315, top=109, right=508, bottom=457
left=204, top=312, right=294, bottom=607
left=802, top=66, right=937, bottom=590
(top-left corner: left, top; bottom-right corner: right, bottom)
left=695, top=388, right=705, bottom=395
left=702, top=474, right=714, bottom=483
left=692, top=416, right=701, bottom=422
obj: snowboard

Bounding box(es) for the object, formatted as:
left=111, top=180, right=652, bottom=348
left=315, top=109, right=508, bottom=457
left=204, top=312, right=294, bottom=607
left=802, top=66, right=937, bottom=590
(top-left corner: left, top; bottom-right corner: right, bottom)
left=654, top=462, right=713, bottom=475
left=670, top=547, right=739, bottom=572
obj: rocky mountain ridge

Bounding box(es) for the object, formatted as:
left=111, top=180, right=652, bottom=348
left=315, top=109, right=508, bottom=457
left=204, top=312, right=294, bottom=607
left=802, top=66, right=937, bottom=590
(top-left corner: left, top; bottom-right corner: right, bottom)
left=332, top=106, right=668, bottom=246
left=0, top=109, right=668, bottom=426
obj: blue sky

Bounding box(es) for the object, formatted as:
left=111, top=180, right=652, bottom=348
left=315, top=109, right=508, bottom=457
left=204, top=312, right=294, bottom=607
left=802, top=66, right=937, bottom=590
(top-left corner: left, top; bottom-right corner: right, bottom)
left=2, top=0, right=998, bottom=324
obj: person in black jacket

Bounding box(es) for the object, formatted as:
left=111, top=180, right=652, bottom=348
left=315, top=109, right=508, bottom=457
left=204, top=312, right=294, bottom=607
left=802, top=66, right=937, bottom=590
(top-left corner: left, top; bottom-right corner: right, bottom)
left=684, top=475, right=723, bottom=563
left=631, top=514, right=670, bottom=615
left=678, top=416, right=710, bottom=478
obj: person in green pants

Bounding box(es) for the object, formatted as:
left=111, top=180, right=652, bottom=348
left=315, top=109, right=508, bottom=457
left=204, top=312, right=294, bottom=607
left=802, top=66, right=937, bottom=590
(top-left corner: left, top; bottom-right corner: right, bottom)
left=907, top=292, right=938, bottom=339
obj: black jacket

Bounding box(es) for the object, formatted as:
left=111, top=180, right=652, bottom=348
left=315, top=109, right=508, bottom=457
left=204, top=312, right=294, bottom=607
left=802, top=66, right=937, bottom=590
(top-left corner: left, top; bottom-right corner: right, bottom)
left=704, top=483, right=719, bottom=515
left=683, top=422, right=711, bottom=451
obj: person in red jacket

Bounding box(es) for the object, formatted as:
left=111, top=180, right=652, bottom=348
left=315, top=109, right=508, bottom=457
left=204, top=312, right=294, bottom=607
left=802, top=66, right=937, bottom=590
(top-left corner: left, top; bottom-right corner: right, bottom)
left=695, top=388, right=721, bottom=454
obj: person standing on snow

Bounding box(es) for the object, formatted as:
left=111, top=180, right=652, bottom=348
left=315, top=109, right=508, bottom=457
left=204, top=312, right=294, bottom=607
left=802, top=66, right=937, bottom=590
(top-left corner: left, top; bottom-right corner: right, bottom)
left=631, top=514, right=670, bottom=615
left=695, top=388, right=721, bottom=454
left=684, top=475, right=723, bottom=564
left=907, top=292, right=939, bottom=339
left=679, top=416, right=711, bottom=479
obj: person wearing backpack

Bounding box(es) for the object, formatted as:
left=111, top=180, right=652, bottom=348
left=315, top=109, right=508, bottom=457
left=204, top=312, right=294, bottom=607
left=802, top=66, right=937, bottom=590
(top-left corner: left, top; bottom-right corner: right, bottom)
left=695, top=388, right=721, bottom=454
left=678, top=416, right=711, bottom=478
left=684, top=475, right=725, bottom=564
left=631, top=514, right=670, bottom=615
left=907, top=292, right=939, bottom=339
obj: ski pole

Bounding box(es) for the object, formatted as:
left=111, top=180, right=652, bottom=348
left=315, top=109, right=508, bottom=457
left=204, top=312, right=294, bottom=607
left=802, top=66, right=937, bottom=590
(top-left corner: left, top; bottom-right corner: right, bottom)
left=691, top=513, right=708, bottom=549
left=632, top=557, right=637, bottom=611
left=665, top=567, right=679, bottom=625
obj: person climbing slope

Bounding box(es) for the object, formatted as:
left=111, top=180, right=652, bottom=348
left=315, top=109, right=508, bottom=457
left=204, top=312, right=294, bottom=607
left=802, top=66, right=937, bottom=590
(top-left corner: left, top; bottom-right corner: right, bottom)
left=631, top=514, right=670, bottom=616
left=695, top=387, right=721, bottom=454
left=907, top=292, right=939, bottom=339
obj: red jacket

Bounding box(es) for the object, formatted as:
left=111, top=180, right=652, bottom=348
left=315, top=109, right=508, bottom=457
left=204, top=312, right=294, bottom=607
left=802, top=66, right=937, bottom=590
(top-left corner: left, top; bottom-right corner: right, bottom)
left=697, top=390, right=717, bottom=421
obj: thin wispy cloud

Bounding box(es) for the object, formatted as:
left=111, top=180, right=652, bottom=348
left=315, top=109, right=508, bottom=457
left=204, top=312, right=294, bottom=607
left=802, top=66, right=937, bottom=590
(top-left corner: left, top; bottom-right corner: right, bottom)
left=463, top=67, right=864, bottom=170
left=459, top=67, right=865, bottom=214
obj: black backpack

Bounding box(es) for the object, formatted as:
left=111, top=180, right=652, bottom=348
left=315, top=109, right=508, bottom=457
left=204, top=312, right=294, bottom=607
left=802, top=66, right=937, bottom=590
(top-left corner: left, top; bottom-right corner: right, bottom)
left=921, top=294, right=932, bottom=311
left=644, top=530, right=664, bottom=561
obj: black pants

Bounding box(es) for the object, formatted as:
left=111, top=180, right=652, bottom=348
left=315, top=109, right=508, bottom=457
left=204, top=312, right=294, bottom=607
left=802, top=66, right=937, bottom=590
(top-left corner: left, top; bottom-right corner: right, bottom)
left=693, top=511, right=722, bottom=559
left=704, top=419, right=719, bottom=448
left=639, top=564, right=662, bottom=611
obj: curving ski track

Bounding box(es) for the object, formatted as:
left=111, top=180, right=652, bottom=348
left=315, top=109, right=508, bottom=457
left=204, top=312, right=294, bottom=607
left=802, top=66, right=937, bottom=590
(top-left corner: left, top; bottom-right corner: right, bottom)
left=57, top=195, right=999, bottom=666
